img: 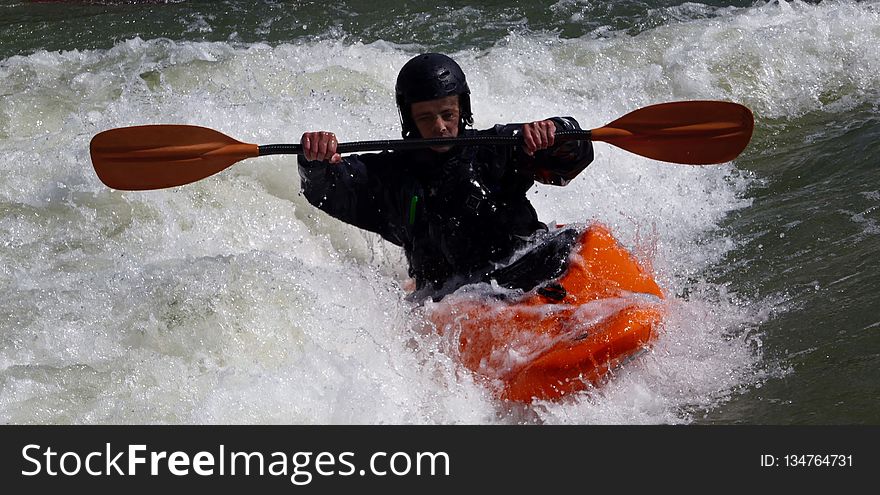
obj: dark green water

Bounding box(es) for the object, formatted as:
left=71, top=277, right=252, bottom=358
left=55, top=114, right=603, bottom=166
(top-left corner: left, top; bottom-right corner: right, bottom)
left=1, top=0, right=758, bottom=58
left=705, top=105, right=880, bottom=424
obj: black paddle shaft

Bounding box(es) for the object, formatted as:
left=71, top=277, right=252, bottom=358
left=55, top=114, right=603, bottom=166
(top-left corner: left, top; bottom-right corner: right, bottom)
left=257, top=130, right=591, bottom=156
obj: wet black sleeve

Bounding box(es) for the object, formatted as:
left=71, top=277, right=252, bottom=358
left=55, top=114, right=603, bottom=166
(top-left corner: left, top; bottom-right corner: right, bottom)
left=297, top=153, right=402, bottom=245
left=492, top=116, right=594, bottom=186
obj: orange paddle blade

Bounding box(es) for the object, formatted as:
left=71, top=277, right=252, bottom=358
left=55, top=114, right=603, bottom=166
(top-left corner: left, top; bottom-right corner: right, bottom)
left=590, top=101, right=754, bottom=165
left=89, top=125, right=259, bottom=190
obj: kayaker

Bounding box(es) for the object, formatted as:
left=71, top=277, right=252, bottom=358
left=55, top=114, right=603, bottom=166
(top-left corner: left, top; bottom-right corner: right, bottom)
left=298, top=53, right=594, bottom=301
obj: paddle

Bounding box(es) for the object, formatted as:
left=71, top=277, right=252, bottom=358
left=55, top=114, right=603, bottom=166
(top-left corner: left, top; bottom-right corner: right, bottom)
left=90, top=100, right=754, bottom=191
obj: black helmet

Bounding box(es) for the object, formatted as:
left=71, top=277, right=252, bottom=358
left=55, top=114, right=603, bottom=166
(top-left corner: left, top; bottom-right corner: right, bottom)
left=395, top=53, right=474, bottom=138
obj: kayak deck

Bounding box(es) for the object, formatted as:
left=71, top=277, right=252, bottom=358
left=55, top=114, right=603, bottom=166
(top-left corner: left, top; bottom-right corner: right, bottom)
left=427, top=223, right=664, bottom=403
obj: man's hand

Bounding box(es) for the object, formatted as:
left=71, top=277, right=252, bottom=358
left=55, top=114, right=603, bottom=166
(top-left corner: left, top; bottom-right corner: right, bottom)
left=522, top=120, right=556, bottom=156
left=301, top=131, right=342, bottom=163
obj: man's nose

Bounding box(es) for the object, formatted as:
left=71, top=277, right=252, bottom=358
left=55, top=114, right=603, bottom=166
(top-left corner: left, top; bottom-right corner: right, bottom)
left=435, top=117, right=448, bottom=134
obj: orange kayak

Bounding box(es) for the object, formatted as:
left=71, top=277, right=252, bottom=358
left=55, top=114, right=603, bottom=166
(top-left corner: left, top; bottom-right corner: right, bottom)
left=427, top=223, right=664, bottom=403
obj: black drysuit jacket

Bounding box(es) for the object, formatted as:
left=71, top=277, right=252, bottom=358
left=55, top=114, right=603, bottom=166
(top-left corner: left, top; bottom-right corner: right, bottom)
left=298, top=117, right=594, bottom=301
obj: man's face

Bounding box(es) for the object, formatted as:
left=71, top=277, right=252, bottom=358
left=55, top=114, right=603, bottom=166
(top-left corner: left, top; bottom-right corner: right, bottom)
left=411, top=95, right=460, bottom=152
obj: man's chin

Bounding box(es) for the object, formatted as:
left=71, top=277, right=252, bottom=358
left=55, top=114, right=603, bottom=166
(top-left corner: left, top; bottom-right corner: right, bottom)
left=429, top=145, right=453, bottom=153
